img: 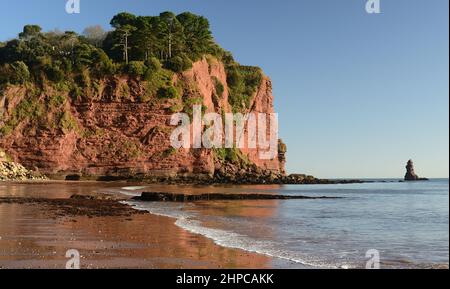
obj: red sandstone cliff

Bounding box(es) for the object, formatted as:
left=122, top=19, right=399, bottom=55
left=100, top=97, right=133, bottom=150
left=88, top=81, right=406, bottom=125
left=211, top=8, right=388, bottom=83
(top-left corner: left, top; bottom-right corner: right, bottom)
left=0, top=57, right=285, bottom=180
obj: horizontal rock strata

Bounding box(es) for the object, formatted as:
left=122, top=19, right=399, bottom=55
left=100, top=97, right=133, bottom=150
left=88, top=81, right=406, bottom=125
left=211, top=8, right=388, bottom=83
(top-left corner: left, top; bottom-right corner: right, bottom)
left=133, top=192, right=342, bottom=202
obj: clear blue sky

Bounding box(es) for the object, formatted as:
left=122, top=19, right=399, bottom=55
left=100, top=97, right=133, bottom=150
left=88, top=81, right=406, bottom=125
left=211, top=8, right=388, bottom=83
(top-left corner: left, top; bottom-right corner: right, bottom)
left=0, top=0, right=448, bottom=178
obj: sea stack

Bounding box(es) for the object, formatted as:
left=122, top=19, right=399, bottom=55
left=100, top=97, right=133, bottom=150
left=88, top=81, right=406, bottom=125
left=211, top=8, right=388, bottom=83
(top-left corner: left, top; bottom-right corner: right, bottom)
left=404, top=159, right=428, bottom=181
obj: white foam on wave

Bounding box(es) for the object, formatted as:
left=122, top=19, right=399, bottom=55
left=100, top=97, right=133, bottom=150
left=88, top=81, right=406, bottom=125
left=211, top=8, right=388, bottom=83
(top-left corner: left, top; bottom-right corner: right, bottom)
left=116, top=186, right=148, bottom=197
left=118, top=191, right=142, bottom=197
left=121, top=186, right=147, bottom=191
left=123, top=200, right=346, bottom=269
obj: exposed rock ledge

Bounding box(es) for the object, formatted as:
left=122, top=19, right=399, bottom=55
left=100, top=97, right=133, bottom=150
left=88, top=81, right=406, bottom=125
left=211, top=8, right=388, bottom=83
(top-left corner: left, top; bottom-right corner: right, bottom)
left=0, top=196, right=146, bottom=218
left=57, top=171, right=365, bottom=185
left=123, top=172, right=365, bottom=185
left=132, top=192, right=342, bottom=202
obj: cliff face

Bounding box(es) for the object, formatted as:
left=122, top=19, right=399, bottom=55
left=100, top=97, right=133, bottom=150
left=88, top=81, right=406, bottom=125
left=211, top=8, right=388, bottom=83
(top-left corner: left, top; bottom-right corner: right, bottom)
left=0, top=57, right=285, bottom=179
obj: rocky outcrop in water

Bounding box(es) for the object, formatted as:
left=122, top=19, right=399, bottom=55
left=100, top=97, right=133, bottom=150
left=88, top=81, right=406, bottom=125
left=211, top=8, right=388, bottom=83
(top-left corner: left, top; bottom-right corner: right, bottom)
left=133, top=192, right=342, bottom=202
left=404, top=159, right=428, bottom=181
left=127, top=171, right=364, bottom=185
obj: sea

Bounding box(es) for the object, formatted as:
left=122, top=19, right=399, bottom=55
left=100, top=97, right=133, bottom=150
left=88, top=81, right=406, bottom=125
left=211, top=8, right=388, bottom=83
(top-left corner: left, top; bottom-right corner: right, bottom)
left=1, top=179, right=448, bottom=269
left=122, top=179, right=449, bottom=269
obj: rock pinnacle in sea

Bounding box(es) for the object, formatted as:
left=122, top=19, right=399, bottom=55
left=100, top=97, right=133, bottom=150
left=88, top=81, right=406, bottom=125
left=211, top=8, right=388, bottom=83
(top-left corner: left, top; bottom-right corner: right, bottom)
left=404, top=159, right=428, bottom=181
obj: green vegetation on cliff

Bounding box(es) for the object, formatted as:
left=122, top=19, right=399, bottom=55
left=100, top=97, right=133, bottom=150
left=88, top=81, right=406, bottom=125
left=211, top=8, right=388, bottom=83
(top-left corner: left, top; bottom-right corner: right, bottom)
left=214, top=148, right=252, bottom=168
left=0, top=11, right=264, bottom=136
left=226, top=65, right=263, bottom=112
left=0, top=11, right=222, bottom=84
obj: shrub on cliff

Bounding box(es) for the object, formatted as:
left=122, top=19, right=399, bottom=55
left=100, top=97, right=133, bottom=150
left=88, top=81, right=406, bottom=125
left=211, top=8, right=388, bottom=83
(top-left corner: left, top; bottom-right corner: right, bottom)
left=0, top=61, right=30, bottom=85
left=10, top=61, right=31, bottom=83
left=214, top=148, right=251, bottom=167
left=213, top=77, right=224, bottom=97
left=157, top=86, right=179, bottom=99
left=58, top=111, right=79, bottom=133
left=143, top=57, right=163, bottom=81
left=220, top=50, right=235, bottom=66
left=226, top=65, right=263, bottom=112
left=142, top=68, right=173, bottom=101
left=162, top=147, right=177, bottom=158
left=226, top=66, right=242, bottom=87
left=145, top=57, right=162, bottom=73
left=126, top=61, right=147, bottom=78
left=91, top=49, right=115, bottom=77
left=164, top=55, right=193, bottom=73
left=43, top=64, right=65, bottom=83
left=182, top=96, right=207, bottom=117
left=0, top=96, right=44, bottom=136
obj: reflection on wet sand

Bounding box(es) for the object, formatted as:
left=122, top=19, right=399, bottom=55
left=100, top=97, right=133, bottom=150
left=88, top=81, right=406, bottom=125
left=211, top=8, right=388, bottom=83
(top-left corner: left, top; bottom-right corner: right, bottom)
left=0, top=181, right=123, bottom=199
left=193, top=200, right=279, bottom=218
left=0, top=182, right=276, bottom=269
left=130, top=184, right=288, bottom=196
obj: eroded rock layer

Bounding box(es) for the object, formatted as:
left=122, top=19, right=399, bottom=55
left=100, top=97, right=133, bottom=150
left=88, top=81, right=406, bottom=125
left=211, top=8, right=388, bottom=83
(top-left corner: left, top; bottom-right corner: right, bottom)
left=0, top=57, right=286, bottom=180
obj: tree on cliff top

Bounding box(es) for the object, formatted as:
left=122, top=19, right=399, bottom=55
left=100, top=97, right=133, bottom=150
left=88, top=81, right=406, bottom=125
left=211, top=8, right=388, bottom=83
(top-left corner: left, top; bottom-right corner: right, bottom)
left=110, top=12, right=137, bottom=29
left=0, top=11, right=265, bottom=141
left=113, top=24, right=136, bottom=64
left=0, top=11, right=258, bottom=88
left=103, top=11, right=216, bottom=65
left=176, top=12, right=213, bottom=61
left=18, top=25, right=42, bottom=39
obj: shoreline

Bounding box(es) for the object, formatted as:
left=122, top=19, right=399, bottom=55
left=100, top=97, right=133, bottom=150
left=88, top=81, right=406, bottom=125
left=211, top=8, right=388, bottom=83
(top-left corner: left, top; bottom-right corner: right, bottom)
left=0, top=189, right=298, bottom=269
left=1, top=180, right=447, bottom=269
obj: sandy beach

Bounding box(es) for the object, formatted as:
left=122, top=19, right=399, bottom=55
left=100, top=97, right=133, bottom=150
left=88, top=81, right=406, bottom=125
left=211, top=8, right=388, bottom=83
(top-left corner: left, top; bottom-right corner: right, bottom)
left=1, top=180, right=448, bottom=269
left=0, top=181, right=275, bottom=269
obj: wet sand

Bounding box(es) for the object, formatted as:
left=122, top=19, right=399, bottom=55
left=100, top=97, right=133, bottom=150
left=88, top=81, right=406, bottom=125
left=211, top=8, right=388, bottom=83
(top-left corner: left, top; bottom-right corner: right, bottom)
left=0, top=181, right=276, bottom=269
